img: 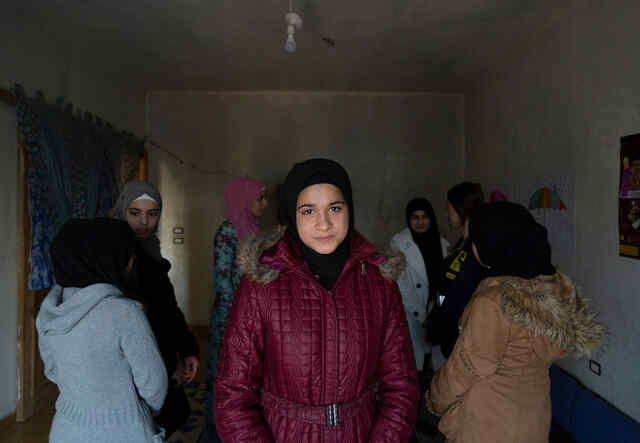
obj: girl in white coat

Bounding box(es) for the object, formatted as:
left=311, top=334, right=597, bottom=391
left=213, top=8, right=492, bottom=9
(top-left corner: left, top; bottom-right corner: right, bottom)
left=391, top=198, right=449, bottom=378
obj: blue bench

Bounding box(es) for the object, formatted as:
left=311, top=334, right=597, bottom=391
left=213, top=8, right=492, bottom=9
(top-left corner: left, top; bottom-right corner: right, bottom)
left=549, top=365, right=640, bottom=443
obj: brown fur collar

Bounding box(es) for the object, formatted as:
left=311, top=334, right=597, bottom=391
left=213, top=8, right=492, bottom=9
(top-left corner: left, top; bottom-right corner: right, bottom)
left=236, top=225, right=406, bottom=285
left=477, top=272, right=603, bottom=358
left=236, top=225, right=286, bottom=286
left=378, top=249, right=406, bottom=281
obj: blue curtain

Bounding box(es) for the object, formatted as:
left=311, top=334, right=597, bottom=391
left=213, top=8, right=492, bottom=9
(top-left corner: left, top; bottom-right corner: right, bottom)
left=15, top=85, right=144, bottom=290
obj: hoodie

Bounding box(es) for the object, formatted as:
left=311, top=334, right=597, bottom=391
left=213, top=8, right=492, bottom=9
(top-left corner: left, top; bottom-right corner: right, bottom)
left=36, top=284, right=168, bottom=443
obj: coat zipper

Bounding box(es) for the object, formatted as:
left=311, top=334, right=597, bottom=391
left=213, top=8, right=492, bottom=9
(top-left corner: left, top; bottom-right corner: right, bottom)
left=316, top=260, right=368, bottom=437
left=329, top=262, right=363, bottom=434
left=330, top=289, right=339, bottom=441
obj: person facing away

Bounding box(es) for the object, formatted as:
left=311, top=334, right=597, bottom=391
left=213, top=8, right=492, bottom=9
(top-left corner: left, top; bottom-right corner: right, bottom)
left=113, top=180, right=200, bottom=437
left=36, top=218, right=168, bottom=443
left=199, top=177, right=268, bottom=443
left=391, top=198, right=449, bottom=379
left=427, top=202, right=603, bottom=443
left=213, top=158, right=420, bottom=442
left=427, top=182, right=486, bottom=365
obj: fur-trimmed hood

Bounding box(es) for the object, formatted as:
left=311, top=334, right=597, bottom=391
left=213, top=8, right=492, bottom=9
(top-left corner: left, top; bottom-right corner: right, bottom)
left=236, top=225, right=406, bottom=285
left=477, top=272, right=603, bottom=358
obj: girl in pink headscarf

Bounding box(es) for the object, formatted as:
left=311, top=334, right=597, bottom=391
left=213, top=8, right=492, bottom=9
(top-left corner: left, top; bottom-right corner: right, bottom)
left=199, top=178, right=268, bottom=443
left=222, top=178, right=268, bottom=241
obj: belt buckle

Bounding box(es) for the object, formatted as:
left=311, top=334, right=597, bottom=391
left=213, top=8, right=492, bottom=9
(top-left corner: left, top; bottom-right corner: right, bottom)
left=326, top=403, right=339, bottom=427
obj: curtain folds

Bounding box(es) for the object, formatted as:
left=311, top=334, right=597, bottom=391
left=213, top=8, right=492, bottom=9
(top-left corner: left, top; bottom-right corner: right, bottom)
left=15, top=84, right=144, bottom=290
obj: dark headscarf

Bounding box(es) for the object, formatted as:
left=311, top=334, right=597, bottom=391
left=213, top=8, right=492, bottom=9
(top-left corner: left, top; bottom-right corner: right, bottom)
left=281, top=158, right=353, bottom=290
left=447, top=182, right=485, bottom=252
left=406, top=198, right=444, bottom=306
left=469, top=202, right=556, bottom=279
left=51, top=218, right=139, bottom=297
left=113, top=180, right=163, bottom=262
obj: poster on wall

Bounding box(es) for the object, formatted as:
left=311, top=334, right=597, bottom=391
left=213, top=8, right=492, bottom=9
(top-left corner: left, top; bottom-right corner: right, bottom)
left=619, top=133, right=640, bottom=259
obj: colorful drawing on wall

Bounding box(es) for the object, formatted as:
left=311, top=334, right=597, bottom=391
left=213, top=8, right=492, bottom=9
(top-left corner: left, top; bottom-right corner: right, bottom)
left=520, top=175, right=574, bottom=265
left=528, top=187, right=567, bottom=210
left=619, top=133, right=640, bottom=259
left=490, top=190, right=507, bottom=202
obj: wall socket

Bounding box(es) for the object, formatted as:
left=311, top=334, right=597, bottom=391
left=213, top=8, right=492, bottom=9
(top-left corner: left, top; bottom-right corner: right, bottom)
left=589, top=359, right=601, bottom=376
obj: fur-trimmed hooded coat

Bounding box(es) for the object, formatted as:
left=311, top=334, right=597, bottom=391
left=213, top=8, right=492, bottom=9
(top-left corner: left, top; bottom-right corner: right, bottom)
left=428, top=272, right=603, bottom=443
left=213, top=226, right=420, bottom=443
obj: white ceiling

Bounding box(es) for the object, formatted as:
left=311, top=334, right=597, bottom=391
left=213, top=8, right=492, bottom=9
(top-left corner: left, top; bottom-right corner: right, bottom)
left=8, top=0, right=573, bottom=92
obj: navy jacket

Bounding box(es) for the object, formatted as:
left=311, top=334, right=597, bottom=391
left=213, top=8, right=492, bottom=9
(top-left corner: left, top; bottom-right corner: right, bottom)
left=427, top=240, right=488, bottom=358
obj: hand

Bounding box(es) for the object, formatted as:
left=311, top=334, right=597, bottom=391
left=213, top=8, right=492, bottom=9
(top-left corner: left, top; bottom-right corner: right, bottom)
left=183, top=356, right=199, bottom=384
left=171, top=359, right=187, bottom=386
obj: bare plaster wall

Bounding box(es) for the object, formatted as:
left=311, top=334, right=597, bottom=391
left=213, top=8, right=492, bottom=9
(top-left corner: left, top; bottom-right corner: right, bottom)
left=466, top=0, right=640, bottom=421
left=147, top=91, right=465, bottom=325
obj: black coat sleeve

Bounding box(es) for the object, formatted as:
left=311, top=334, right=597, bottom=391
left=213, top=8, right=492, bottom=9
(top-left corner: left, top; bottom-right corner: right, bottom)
left=427, top=244, right=487, bottom=358
left=138, top=254, right=199, bottom=374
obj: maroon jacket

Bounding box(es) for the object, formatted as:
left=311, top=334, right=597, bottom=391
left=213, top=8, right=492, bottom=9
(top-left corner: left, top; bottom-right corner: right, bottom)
left=214, top=227, right=419, bottom=442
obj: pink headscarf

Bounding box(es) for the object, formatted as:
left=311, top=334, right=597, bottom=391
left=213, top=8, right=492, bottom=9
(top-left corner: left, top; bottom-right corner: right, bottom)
left=224, top=178, right=266, bottom=241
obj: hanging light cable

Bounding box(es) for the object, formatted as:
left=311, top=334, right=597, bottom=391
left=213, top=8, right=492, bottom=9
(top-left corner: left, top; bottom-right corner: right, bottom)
left=284, top=0, right=302, bottom=53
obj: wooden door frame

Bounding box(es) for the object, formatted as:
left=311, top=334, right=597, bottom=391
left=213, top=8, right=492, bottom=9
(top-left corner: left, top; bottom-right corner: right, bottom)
left=16, top=137, right=58, bottom=422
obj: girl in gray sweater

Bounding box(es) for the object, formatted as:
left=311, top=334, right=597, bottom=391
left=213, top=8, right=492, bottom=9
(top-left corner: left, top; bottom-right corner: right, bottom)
left=36, top=218, right=168, bottom=442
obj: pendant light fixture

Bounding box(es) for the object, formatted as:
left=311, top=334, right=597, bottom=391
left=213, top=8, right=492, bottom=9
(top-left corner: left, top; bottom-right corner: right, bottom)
left=284, top=0, right=302, bottom=53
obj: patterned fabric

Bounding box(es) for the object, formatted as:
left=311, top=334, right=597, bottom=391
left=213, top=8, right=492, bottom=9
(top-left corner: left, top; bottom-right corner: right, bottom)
left=209, top=221, right=242, bottom=348
left=17, top=91, right=67, bottom=289
left=26, top=169, right=57, bottom=289
left=199, top=221, right=241, bottom=443
left=14, top=85, right=143, bottom=290
left=168, top=382, right=207, bottom=443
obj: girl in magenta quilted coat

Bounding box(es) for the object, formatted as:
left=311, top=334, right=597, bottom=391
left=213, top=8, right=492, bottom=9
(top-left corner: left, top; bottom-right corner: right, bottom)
left=214, top=158, right=420, bottom=442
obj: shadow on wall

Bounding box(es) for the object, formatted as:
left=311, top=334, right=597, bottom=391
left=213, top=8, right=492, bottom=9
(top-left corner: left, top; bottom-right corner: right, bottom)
left=147, top=91, right=465, bottom=325
left=151, top=150, right=284, bottom=325
left=151, top=151, right=223, bottom=326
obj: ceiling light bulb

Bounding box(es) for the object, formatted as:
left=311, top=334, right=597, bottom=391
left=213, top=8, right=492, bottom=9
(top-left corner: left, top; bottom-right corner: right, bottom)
left=284, top=12, right=301, bottom=53
left=285, top=33, right=296, bottom=53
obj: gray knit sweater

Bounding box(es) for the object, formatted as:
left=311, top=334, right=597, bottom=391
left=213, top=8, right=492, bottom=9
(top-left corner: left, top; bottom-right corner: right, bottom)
left=37, top=284, right=169, bottom=443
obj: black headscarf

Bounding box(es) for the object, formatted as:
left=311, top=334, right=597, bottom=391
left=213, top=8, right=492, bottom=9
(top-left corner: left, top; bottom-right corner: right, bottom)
left=281, top=158, right=353, bottom=290
left=406, top=198, right=444, bottom=306
left=469, top=202, right=556, bottom=279
left=51, top=218, right=139, bottom=297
